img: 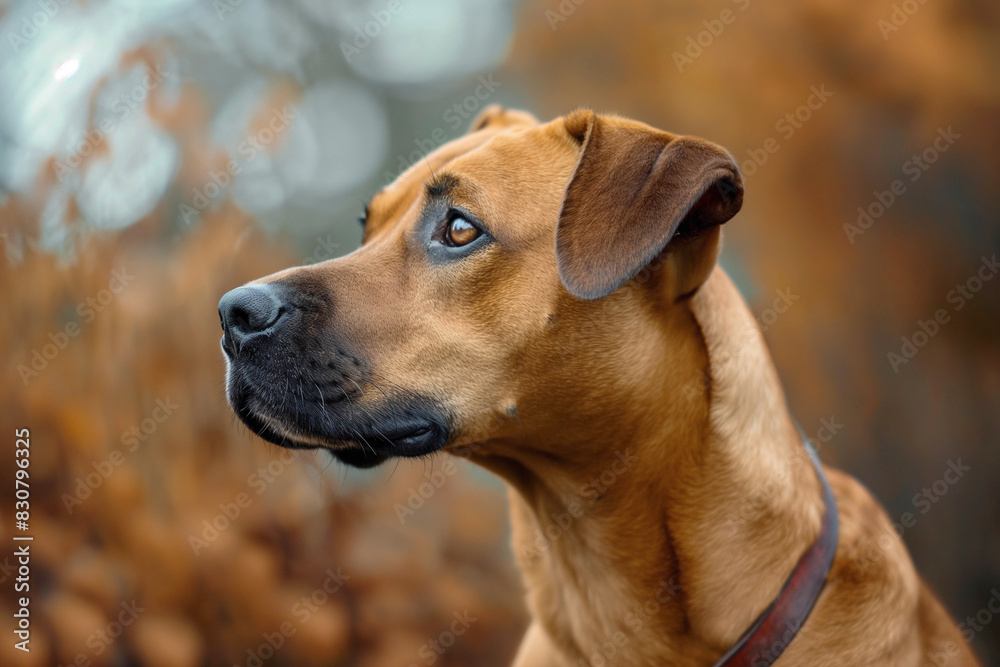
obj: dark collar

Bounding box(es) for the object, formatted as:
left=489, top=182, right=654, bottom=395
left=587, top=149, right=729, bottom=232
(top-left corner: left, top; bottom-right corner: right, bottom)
left=712, top=431, right=840, bottom=667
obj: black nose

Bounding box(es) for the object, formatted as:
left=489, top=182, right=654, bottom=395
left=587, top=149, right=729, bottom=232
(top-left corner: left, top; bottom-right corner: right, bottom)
left=218, top=284, right=285, bottom=351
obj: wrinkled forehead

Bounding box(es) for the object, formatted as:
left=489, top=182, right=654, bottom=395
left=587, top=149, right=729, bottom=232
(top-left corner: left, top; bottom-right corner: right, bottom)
left=362, top=117, right=578, bottom=243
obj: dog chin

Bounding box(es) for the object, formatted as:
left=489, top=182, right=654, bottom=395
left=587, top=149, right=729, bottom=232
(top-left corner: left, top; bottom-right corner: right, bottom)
left=226, top=381, right=450, bottom=468
left=278, top=416, right=447, bottom=469
left=328, top=447, right=391, bottom=469
left=245, top=413, right=390, bottom=469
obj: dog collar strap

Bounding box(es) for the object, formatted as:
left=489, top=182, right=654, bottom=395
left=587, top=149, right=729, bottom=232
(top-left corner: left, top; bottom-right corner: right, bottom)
left=711, top=433, right=839, bottom=667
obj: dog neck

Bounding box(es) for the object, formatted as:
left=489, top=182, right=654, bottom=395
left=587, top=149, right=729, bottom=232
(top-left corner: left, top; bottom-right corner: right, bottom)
left=466, top=267, right=825, bottom=664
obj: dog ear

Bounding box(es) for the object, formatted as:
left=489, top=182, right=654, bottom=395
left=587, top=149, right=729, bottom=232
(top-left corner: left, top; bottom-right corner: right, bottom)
left=468, top=105, right=539, bottom=134
left=555, top=110, right=743, bottom=300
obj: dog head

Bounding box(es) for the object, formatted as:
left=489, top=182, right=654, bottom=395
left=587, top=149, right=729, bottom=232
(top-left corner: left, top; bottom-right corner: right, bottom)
left=219, top=106, right=742, bottom=467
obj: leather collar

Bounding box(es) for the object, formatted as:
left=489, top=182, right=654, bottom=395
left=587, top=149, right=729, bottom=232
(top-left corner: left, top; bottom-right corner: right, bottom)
left=712, top=431, right=840, bottom=666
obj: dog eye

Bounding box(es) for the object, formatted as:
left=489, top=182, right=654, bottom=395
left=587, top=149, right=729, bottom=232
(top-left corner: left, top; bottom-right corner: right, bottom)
left=443, top=216, right=481, bottom=247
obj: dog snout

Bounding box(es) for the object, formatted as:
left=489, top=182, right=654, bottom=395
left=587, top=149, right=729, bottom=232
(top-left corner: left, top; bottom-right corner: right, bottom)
left=218, top=284, right=286, bottom=352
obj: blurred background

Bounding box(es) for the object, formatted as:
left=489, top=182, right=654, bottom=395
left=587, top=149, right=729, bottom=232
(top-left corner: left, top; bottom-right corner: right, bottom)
left=1, top=0, right=998, bottom=664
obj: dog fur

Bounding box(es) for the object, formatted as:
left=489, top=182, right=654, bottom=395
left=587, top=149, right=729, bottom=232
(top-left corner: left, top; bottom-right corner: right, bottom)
left=222, top=106, right=978, bottom=666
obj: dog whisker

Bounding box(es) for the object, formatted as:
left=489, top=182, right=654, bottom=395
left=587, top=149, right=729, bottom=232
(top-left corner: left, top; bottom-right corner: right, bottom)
left=386, top=457, right=402, bottom=483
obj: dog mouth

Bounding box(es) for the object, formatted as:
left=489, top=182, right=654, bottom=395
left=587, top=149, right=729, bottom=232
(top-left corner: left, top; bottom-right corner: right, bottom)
left=323, top=422, right=441, bottom=469
left=232, top=400, right=321, bottom=451
left=217, top=281, right=451, bottom=468
left=226, top=367, right=449, bottom=468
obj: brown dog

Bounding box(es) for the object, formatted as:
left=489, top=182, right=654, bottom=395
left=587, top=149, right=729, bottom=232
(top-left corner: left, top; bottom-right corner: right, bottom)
left=219, top=107, right=978, bottom=666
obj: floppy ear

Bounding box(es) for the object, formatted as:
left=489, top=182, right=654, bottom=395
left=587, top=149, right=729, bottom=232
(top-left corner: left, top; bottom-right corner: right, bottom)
left=555, top=110, right=743, bottom=300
